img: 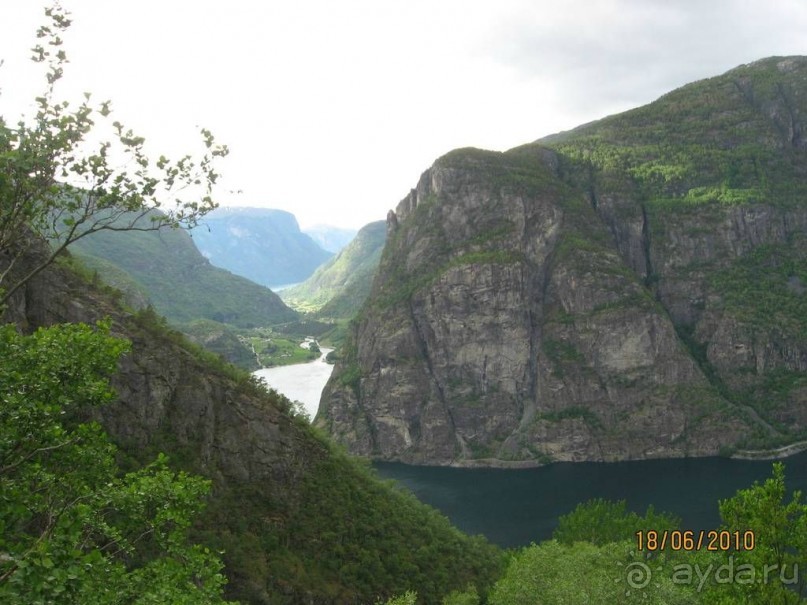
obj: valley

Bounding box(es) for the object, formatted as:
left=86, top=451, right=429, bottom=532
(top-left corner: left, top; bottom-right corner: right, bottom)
left=2, top=4, right=807, bottom=600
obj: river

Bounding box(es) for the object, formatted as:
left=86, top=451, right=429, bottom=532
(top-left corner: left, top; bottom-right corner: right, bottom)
left=252, top=344, right=334, bottom=420
left=252, top=352, right=807, bottom=549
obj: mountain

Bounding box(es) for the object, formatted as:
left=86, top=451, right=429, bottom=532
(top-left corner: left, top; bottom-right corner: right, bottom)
left=303, top=224, right=359, bottom=253
left=281, top=220, right=386, bottom=317
left=190, top=207, right=333, bottom=287
left=318, top=57, right=807, bottom=467
left=2, top=236, right=502, bottom=604
left=65, top=211, right=300, bottom=370
left=67, top=211, right=298, bottom=328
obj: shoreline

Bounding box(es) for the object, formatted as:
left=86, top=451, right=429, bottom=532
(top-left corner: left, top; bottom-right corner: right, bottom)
left=729, top=440, right=807, bottom=461
left=370, top=442, right=807, bottom=469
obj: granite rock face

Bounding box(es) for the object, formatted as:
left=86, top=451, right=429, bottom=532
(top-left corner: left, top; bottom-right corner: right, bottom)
left=318, top=57, right=807, bottom=465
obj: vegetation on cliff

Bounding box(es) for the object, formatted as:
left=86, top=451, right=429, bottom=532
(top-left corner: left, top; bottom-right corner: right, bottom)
left=0, top=322, right=234, bottom=604
left=66, top=212, right=298, bottom=327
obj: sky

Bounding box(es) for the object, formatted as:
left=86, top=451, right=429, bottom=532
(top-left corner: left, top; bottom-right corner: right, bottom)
left=1, top=1, right=806, bottom=230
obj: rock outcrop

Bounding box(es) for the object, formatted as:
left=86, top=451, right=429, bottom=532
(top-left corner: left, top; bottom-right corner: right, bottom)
left=318, top=57, right=807, bottom=466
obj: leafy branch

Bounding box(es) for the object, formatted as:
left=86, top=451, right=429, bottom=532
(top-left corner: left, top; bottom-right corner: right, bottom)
left=0, top=3, right=229, bottom=305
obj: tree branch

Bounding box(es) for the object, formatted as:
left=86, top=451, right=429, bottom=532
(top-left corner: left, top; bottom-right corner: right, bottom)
left=0, top=437, right=79, bottom=476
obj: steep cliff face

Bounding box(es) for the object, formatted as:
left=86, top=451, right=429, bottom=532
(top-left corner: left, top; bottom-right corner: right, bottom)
left=318, top=57, right=807, bottom=466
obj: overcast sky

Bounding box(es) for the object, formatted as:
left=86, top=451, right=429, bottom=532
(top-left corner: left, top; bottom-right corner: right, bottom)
left=1, top=1, right=805, bottom=229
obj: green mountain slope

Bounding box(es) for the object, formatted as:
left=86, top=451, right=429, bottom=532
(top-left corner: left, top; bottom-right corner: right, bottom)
left=190, top=207, right=333, bottom=288
left=281, top=220, right=386, bottom=317
left=319, top=56, right=807, bottom=465
left=67, top=212, right=298, bottom=328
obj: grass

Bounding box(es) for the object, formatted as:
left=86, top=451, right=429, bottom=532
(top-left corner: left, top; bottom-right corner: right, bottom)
left=248, top=331, right=321, bottom=367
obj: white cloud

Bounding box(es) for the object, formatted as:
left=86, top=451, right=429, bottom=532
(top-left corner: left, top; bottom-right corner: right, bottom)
left=1, top=1, right=805, bottom=228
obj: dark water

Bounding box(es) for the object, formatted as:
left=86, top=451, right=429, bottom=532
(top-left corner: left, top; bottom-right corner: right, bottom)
left=374, top=452, right=807, bottom=548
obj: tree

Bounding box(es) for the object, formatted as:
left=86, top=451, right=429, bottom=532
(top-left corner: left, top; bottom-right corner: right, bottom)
left=702, top=463, right=807, bottom=604
left=0, top=321, right=234, bottom=604
left=0, top=3, right=228, bottom=306
left=487, top=540, right=695, bottom=605
left=379, top=591, right=417, bottom=605
left=553, top=498, right=680, bottom=546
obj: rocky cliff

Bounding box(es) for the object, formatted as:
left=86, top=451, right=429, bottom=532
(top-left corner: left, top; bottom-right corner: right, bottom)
left=318, top=57, right=807, bottom=466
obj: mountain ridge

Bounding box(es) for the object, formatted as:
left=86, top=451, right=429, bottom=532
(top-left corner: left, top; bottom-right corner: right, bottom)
left=66, top=211, right=298, bottom=327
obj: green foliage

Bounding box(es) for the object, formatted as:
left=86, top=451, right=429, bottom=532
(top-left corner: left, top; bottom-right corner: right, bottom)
left=380, top=591, right=417, bottom=605
left=537, top=406, right=602, bottom=429
left=519, top=465, right=807, bottom=604
left=63, top=251, right=151, bottom=311
left=711, top=235, right=807, bottom=340
left=448, top=250, right=523, bottom=267
left=554, top=498, right=680, bottom=546
left=0, top=322, right=232, bottom=604
left=278, top=451, right=504, bottom=604
left=197, top=440, right=503, bottom=604
left=338, top=363, right=362, bottom=390
left=488, top=540, right=694, bottom=605
left=130, top=305, right=265, bottom=393
left=543, top=338, right=585, bottom=363
left=117, top=304, right=505, bottom=604
left=246, top=330, right=320, bottom=367
left=435, top=147, right=562, bottom=199
left=177, top=318, right=258, bottom=371
left=0, top=4, right=228, bottom=306
left=282, top=220, right=386, bottom=318
left=441, top=584, right=479, bottom=605
left=702, top=462, right=807, bottom=603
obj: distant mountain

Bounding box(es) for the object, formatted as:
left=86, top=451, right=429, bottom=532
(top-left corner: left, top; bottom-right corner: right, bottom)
left=303, top=224, right=358, bottom=253
left=190, top=207, right=332, bottom=287
left=281, top=220, right=386, bottom=318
